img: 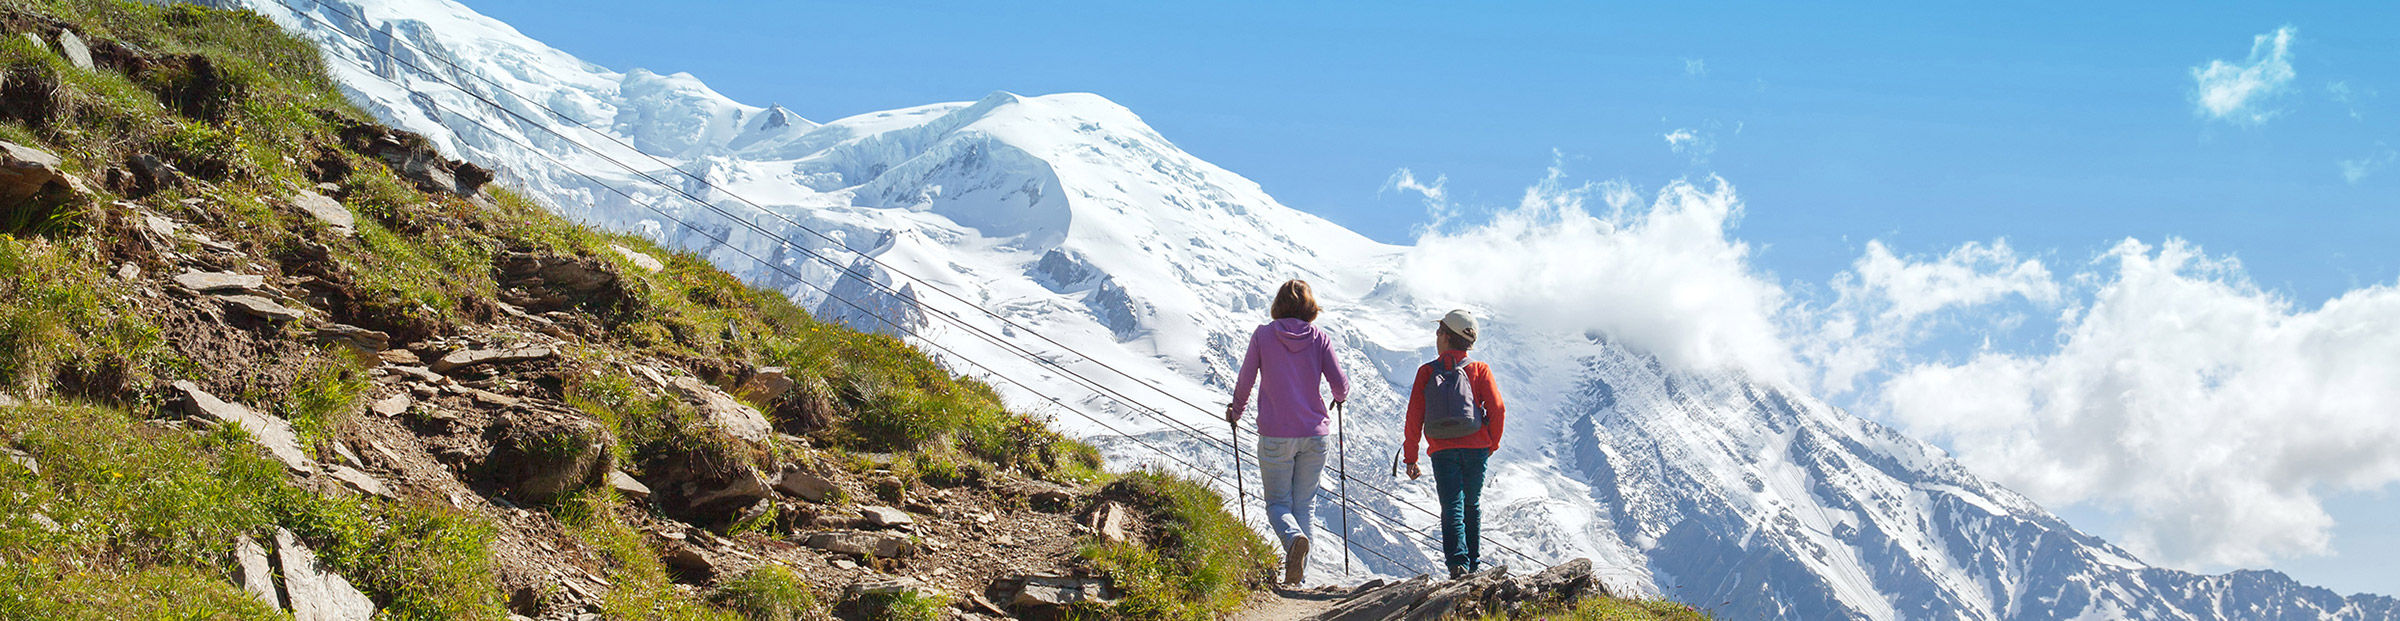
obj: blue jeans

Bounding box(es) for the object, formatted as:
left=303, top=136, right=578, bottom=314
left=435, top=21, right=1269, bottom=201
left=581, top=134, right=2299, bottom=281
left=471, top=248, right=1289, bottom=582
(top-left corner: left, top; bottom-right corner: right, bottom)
left=1256, top=435, right=1328, bottom=549
left=1432, top=447, right=1490, bottom=573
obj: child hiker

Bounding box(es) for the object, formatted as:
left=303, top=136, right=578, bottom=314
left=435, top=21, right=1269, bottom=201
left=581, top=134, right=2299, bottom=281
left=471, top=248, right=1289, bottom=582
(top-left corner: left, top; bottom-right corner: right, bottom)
left=1226, top=279, right=1350, bottom=585
left=1403, top=309, right=1505, bottom=578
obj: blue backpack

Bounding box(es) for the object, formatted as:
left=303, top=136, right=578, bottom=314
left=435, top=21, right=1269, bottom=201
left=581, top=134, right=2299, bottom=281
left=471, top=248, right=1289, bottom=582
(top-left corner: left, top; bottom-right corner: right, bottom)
left=1421, top=356, right=1485, bottom=440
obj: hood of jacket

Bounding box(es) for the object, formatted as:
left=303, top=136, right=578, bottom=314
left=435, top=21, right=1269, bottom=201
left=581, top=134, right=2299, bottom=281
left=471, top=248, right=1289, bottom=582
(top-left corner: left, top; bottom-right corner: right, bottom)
left=1271, top=317, right=1323, bottom=352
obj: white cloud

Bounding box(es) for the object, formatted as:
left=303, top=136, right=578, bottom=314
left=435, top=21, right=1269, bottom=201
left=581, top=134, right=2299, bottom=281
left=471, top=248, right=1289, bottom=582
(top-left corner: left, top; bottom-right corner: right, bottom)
left=1663, top=126, right=1719, bottom=163
left=1383, top=168, right=1453, bottom=224
left=2191, top=26, right=2298, bottom=124
left=1684, top=58, right=1707, bottom=77
left=1876, top=238, right=2400, bottom=569
left=2326, top=81, right=2370, bottom=120
left=2339, top=144, right=2394, bottom=183
left=1802, top=240, right=2061, bottom=394
left=1404, top=165, right=1796, bottom=382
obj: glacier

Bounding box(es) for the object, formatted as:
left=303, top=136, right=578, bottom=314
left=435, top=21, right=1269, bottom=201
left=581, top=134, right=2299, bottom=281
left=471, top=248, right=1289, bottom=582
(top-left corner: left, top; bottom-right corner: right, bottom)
left=190, top=0, right=2400, bottom=617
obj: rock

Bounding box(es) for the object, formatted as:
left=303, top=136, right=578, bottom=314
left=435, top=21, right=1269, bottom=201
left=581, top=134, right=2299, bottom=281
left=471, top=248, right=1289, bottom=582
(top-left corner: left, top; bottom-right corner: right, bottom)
left=1314, top=577, right=1438, bottom=621
left=171, top=381, right=314, bottom=474
left=1404, top=566, right=1508, bottom=621
left=680, top=467, right=773, bottom=517
left=327, top=465, right=393, bottom=499
left=54, top=31, right=93, bottom=71
left=1029, top=489, right=1074, bottom=513
left=842, top=576, right=942, bottom=619
left=661, top=544, right=716, bottom=580
left=0, top=140, right=87, bottom=207
left=377, top=349, right=420, bottom=365
left=327, top=115, right=490, bottom=196
left=386, top=365, right=443, bottom=384
left=173, top=270, right=264, bottom=293
left=1083, top=501, right=1133, bottom=543
left=218, top=295, right=308, bottom=322
left=232, top=534, right=280, bottom=608
left=609, top=244, right=664, bottom=272
left=312, top=324, right=391, bottom=352
left=2, top=447, right=36, bottom=476
left=368, top=394, right=410, bottom=417
left=608, top=470, right=651, bottom=501
left=287, top=189, right=354, bottom=236
left=477, top=415, right=612, bottom=506
left=857, top=505, right=914, bottom=528
left=495, top=252, right=633, bottom=315
left=667, top=376, right=772, bottom=442
left=428, top=344, right=555, bottom=374
left=735, top=367, right=795, bottom=404
left=773, top=469, right=837, bottom=502
left=804, top=531, right=912, bottom=558
left=122, top=153, right=182, bottom=196
left=276, top=528, right=376, bottom=621
left=1514, top=558, right=1601, bottom=602
left=1008, top=576, right=1114, bottom=610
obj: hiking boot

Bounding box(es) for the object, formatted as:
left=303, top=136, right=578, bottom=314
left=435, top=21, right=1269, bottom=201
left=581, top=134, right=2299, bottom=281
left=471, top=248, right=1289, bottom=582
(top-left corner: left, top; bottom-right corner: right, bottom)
left=1448, top=565, right=1466, bottom=579
left=1284, top=535, right=1310, bottom=584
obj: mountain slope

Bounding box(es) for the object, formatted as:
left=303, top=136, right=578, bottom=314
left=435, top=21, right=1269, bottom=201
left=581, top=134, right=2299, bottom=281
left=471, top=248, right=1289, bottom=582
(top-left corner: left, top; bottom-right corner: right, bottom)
left=223, top=0, right=2400, bottom=618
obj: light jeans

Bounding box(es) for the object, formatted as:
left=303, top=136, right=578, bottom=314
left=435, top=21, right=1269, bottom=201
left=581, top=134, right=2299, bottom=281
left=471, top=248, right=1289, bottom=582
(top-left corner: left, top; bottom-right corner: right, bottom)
left=1256, top=435, right=1329, bottom=549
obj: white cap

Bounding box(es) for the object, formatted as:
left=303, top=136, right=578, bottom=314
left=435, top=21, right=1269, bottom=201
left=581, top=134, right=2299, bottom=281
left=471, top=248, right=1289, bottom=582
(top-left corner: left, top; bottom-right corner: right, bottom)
left=1438, top=309, right=1477, bottom=335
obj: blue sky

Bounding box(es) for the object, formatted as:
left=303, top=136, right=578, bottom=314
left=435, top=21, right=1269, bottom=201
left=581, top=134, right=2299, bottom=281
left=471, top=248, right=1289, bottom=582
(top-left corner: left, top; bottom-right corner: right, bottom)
left=465, top=0, right=2398, bottom=594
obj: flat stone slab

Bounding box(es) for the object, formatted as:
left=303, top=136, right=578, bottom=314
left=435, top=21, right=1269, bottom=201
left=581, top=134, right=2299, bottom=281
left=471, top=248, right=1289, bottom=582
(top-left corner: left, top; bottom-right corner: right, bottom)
left=610, top=244, right=665, bottom=272
left=288, top=189, right=355, bottom=236
left=233, top=534, right=280, bottom=609
left=774, top=469, right=838, bottom=502
left=173, top=270, right=266, bottom=293
left=804, top=531, right=911, bottom=558
left=368, top=394, right=410, bottom=417
left=276, top=528, right=376, bottom=620
left=428, top=345, right=555, bottom=374
left=218, top=295, right=308, bottom=322
left=172, top=381, right=315, bottom=474
left=608, top=470, right=651, bottom=501
left=328, top=465, right=394, bottom=499
left=55, top=30, right=92, bottom=71
left=858, top=505, right=914, bottom=527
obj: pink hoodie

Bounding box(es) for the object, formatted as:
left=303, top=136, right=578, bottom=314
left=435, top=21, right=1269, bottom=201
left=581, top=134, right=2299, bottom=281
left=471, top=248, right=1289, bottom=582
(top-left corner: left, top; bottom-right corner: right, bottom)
left=1230, top=318, right=1351, bottom=438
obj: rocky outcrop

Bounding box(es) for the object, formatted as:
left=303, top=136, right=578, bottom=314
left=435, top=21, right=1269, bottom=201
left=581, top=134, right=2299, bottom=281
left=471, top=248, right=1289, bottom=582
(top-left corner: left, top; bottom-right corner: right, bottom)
left=170, top=381, right=315, bottom=474
left=324, top=111, right=491, bottom=197
left=0, top=140, right=87, bottom=211
left=1309, top=559, right=1609, bottom=621
left=476, top=412, right=613, bottom=506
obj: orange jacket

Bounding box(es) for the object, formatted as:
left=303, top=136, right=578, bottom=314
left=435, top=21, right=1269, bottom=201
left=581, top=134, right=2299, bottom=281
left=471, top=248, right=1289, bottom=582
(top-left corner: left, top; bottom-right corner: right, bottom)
left=1403, top=350, right=1505, bottom=464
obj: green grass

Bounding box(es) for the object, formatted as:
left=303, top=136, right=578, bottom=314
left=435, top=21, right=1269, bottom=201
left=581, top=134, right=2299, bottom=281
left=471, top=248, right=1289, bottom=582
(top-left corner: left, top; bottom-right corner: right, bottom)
left=553, top=491, right=745, bottom=621
left=0, top=402, right=507, bottom=620
left=709, top=564, right=821, bottom=621
left=1082, top=470, right=1277, bottom=620
left=0, top=236, right=164, bottom=400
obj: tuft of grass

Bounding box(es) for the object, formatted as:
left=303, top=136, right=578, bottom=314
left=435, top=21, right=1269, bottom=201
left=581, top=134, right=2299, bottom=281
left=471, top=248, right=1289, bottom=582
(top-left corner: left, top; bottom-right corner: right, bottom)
left=708, top=564, right=821, bottom=621
left=0, top=236, right=163, bottom=400
left=276, top=346, right=373, bottom=443
left=1082, top=469, right=1276, bottom=620
left=554, top=491, right=740, bottom=621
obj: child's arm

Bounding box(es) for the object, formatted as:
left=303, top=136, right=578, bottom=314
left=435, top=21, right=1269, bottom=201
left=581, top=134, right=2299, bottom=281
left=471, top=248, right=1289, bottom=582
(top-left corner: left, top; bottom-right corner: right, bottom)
left=1403, top=364, right=1429, bottom=464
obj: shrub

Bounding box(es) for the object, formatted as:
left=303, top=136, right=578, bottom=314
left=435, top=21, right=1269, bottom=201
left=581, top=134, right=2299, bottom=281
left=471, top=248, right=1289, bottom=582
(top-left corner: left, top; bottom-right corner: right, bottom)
left=1082, top=470, right=1275, bottom=620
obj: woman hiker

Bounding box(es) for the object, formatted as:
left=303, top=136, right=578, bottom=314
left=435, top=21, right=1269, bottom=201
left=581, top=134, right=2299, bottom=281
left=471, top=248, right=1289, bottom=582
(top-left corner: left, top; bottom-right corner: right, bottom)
left=1403, top=309, right=1506, bottom=578
left=1226, top=279, right=1350, bottom=585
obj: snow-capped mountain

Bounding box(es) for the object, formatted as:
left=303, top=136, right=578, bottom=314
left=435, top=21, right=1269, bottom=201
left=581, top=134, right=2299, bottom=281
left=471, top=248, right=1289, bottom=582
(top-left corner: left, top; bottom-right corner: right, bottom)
left=205, top=0, right=2400, bottom=617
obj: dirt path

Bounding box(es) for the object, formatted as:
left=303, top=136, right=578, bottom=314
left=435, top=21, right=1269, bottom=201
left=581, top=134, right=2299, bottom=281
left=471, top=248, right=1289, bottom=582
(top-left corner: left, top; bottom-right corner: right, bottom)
left=1232, top=584, right=1356, bottom=620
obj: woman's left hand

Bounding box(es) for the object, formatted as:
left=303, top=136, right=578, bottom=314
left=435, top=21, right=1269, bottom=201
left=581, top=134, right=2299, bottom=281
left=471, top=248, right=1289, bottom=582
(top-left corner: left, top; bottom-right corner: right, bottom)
left=1224, top=402, right=1241, bottom=423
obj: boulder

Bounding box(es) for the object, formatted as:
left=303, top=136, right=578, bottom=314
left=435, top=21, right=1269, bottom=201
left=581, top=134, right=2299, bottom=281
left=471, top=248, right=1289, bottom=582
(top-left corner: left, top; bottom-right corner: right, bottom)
left=679, top=467, right=773, bottom=517
left=275, top=528, right=376, bottom=621
left=495, top=252, right=635, bottom=316
left=1512, top=557, right=1602, bottom=603
left=1314, top=577, right=1437, bottom=621
left=428, top=344, right=555, bottom=374
left=841, top=576, right=942, bottom=619
left=171, top=381, right=314, bottom=474
left=661, top=543, right=716, bottom=581
left=1082, top=501, right=1133, bottom=544
left=121, top=153, right=183, bottom=197
left=735, top=367, right=795, bottom=404
left=857, top=505, right=914, bottom=528
left=667, top=375, right=772, bottom=442
left=772, top=469, right=837, bottom=503
left=0, top=140, right=86, bottom=207
left=233, top=534, right=280, bottom=609
left=54, top=31, right=93, bottom=71
left=804, top=531, right=911, bottom=558
left=286, top=189, right=354, bottom=236
left=477, top=414, right=612, bottom=506
left=218, top=295, right=308, bottom=322
left=609, top=244, right=664, bottom=272
left=173, top=270, right=266, bottom=294
left=1009, top=576, right=1114, bottom=609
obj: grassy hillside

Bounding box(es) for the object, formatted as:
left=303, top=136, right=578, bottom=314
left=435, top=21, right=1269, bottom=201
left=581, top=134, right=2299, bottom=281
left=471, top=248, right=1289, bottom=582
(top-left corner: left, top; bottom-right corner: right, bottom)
left=0, top=0, right=1271, bottom=618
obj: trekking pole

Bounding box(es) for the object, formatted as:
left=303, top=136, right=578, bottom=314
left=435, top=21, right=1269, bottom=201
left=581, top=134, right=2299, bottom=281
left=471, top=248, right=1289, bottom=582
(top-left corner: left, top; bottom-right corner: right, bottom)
left=1231, top=413, right=1249, bottom=529
left=1335, top=400, right=1353, bottom=574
